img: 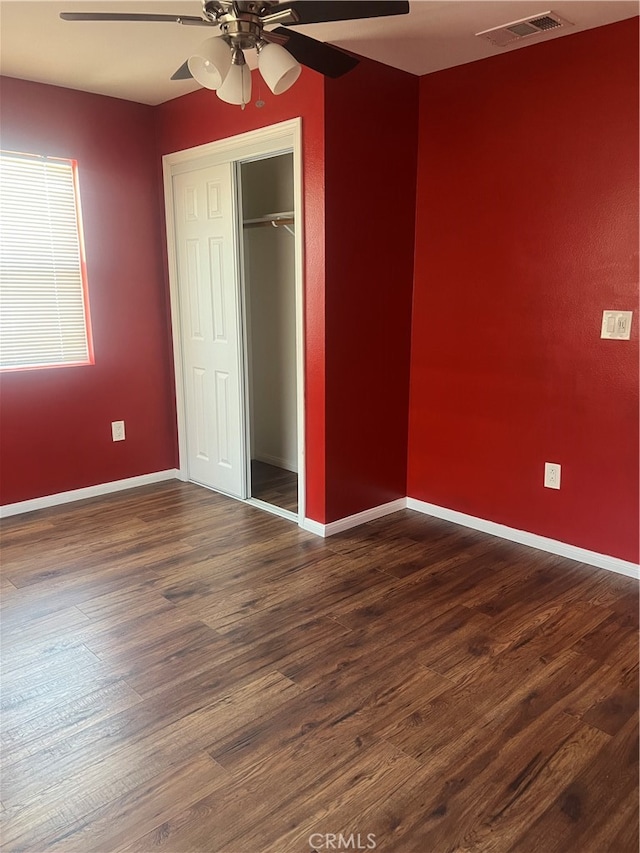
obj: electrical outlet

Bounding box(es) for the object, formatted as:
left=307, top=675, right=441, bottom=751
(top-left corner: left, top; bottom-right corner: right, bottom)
left=601, top=310, right=633, bottom=340
left=544, top=462, right=561, bottom=490
left=111, top=420, right=125, bottom=442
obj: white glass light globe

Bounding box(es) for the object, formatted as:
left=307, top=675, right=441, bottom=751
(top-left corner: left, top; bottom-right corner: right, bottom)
left=258, top=42, right=301, bottom=95
left=188, top=37, right=232, bottom=90
left=217, top=61, right=252, bottom=106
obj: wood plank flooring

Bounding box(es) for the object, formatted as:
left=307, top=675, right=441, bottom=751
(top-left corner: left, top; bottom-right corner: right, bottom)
left=0, top=481, right=637, bottom=853
left=251, top=460, right=298, bottom=513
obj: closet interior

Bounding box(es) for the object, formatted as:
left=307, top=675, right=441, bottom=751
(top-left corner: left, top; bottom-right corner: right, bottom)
left=240, top=153, right=298, bottom=516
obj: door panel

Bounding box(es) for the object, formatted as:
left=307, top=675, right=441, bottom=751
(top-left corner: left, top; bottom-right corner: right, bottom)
left=173, top=163, right=245, bottom=498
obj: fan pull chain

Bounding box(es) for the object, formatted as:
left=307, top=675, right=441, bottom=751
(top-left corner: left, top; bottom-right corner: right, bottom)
left=256, top=76, right=265, bottom=109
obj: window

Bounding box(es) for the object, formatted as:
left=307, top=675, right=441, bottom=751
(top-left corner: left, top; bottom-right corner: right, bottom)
left=0, top=151, right=93, bottom=370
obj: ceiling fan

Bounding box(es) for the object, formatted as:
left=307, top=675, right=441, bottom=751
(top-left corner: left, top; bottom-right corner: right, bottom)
left=60, top=1, right=410, bottom=106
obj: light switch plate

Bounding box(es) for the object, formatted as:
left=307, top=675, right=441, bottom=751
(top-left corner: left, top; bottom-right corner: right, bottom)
left=601, top=310, right=633, bottom=340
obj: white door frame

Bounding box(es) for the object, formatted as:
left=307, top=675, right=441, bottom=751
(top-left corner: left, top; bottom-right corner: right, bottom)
left=162, top=118, right=306, bottom=525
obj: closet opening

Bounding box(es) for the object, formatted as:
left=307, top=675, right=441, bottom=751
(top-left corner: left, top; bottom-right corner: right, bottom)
left=239, top=152, right=298, bottom=518
left=164, top=119, right=305, bottom=527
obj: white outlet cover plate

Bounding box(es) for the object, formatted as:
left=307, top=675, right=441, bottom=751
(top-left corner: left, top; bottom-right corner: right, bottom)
left=111, top=420, right=125, bottom=441
left=601, top=310, right=633, bottom=340
left=544, top=462, right=561, bottom=489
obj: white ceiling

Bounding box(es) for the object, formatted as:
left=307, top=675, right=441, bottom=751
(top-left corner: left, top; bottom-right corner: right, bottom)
left=0, top=0, right=637, bottom=105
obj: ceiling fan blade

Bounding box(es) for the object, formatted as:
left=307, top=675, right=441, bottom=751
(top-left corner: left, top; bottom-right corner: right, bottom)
left=270, top=1, right=409, bottom=25
left=270, top=27, right=358, bottom=78
left=171, top=61, right=193, bottom=81
left=59, top=12, right=211, bottom=25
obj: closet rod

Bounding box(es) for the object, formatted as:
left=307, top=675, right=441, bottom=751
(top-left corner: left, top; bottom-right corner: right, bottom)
left=243, top=213, right=294, bottom=235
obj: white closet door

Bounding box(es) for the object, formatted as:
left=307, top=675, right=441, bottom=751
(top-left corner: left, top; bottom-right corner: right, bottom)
left=172, top=163, right=245, bottom=498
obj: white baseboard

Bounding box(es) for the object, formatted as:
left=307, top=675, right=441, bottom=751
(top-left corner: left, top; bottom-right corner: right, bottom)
left=407, top=497, right=639, bottom=580
left=301, top=517, right=327, bottom=537
left=302, top=498, right=407, bottom=538
left=5, top=476, right=635, bottom=580
left=253, top=453, right=298, bottom=474
left=0, top=470, right=180, bottom=519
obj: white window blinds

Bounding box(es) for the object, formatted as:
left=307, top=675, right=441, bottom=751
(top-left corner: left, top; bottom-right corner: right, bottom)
left=0, top=152, right=92, bottom=369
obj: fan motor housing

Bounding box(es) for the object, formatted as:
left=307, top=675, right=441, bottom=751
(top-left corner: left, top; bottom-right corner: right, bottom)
left=203, top=1, right=272, bottom=20
left=203, top=0, right=292, bottom=48
left=220, top=17, right=263, bottom=49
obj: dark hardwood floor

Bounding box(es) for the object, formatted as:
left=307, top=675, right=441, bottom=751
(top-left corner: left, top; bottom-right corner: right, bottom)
left=1, top=481, right=637, bottom=852
left=251, top=459, right=298, bottom=513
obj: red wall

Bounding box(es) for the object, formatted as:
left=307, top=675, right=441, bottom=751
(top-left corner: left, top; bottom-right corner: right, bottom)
left=155, top=61, right=417, bottom=525
left=0, top=78, right=177, bottom=504
left=324, top=60, right=418, bottom=522
left=154, top=68, right=327, bottom=521
left=4, top=19, right=637, bottom=562
left=408, top=19, right=639, bottom=562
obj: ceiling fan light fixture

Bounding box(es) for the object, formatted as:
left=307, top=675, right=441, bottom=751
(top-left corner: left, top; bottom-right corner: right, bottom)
left=257, top=41, right=302, bottom=95
left=187, top=36, right=232, bottom=90
left=61, top=2, right=410, bottom=106
left=217, top=48, right=252, bottom=106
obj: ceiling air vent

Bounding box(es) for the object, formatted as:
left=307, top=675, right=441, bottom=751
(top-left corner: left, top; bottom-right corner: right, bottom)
left=476, top=11, right=572, bottom=48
